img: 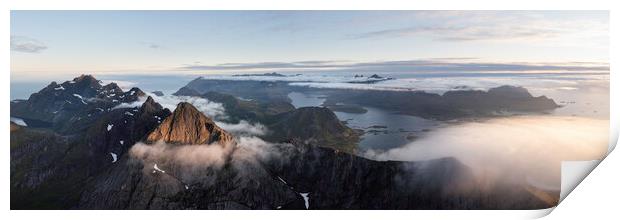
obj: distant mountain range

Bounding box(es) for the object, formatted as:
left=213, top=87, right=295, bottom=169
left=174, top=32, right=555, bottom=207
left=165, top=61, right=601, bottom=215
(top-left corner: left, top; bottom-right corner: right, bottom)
left=10, top=75, right=559, bottom=209
left=176, top=77, right=559, bottom=119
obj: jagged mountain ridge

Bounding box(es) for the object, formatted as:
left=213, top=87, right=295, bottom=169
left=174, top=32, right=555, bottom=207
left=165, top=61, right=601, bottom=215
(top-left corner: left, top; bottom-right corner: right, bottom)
left=10, top=74, right=147, bottom=134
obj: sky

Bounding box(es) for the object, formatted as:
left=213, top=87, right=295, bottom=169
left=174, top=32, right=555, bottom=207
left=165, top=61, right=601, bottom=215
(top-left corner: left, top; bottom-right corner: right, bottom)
left=10, top=11, right=609, bottom=81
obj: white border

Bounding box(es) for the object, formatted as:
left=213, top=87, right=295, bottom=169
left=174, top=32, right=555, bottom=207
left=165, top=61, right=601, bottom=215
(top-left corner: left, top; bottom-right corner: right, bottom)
left=2, top=1, right=617, bottom=219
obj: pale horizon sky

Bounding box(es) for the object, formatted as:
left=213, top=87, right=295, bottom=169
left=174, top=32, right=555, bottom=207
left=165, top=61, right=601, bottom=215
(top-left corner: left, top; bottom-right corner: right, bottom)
left=11, top=11, right=609, bottom=81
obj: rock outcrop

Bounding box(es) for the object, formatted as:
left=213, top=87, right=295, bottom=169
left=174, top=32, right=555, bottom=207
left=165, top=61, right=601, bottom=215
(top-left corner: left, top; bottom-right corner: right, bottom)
left=146, top=102, right=234, bottom=146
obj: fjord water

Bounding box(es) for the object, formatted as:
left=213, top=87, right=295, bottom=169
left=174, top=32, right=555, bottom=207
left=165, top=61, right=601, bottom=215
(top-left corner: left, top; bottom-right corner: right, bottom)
left=287, top=73, right=609, bottom=153
left=288, top=92, right=441, bottom=150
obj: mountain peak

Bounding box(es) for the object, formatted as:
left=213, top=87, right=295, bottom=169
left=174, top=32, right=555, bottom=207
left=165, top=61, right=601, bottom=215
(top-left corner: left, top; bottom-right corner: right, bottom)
left=145, top=102, right=234, bottom=146
left=172, top=86, right=201, bottom=96
left=101, top=82, right=123, bottom=93
left=72, top=74, right=99, bottom=84
left=139, top=96, right=165, bottom=114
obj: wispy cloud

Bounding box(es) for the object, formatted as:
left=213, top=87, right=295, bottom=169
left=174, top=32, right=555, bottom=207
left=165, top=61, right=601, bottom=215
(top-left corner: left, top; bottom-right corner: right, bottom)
left=348, top=12, right=608, bottom=44
left=179, top=59, right=609, bottom=74
left=182, top=60, right=347, bottom=71
left=11, top=36, right=47, bottom=53
left=350, top=25, right=565, bottom=41
left=141, top=42, right=164, bottom=49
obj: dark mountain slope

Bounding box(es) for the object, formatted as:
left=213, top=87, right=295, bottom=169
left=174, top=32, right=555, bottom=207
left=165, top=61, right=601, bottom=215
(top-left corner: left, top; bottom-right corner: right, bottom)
left=10, top=74, right=146, bottom=134
left=10, top=97, right=171, bottom=209
left=264, top=107, right=360, bottom=153
left=77, top=103, right=555, bottom=210
left=327, top=85, right=559, bottom=119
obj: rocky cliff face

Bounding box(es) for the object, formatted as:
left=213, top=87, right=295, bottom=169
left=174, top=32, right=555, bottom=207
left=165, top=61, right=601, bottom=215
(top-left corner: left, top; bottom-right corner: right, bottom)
left=146, top=102, right=234, bottom=146
left=11, top=95, right=170, bottom=209
left=83, top=96, right=172, bottom=175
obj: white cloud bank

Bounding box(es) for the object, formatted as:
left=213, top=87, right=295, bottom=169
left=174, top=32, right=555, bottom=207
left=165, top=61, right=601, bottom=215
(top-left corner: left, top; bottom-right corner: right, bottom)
left=364, top=115, right=609, bottom=190
left=129, top=136, right=281, bottom=181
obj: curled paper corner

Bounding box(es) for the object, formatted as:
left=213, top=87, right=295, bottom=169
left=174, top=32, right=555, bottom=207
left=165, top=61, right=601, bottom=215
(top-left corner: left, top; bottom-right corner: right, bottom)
left=548, top=123, right=619, bottom=216
left=608, top=121, right=619, bottom=153
left=559, top=160, right=601, bottom=204
left=527, top=207, right=556, bottom=219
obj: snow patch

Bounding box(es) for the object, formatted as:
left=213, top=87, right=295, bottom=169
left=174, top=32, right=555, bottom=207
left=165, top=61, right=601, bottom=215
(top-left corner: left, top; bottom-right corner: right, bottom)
left=73, top=94, right=87, bottom=104
left=54, top=86, right=65, bottom=90
left=124, top=112, right=134, bottom=116
left=153, top=164, right=166, bottom=173
left=10, top=117, right=28, bottom=126
left=110, top=152, right=118, bottom=163
left=107, top=124, right=113, bottom=131
left=300, top=193, right=310, bottom=209
left=120, top=140, right=124, bottom=145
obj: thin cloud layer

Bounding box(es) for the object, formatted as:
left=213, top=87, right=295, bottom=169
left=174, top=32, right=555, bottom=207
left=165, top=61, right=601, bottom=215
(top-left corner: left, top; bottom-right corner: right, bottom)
left=180, top=59, right=609, bottom=74
left=11, top=36, right=48, bottom=53
left=348, top=11, right=608, bottom=45
left=349, top=25, right=562, bottom=41
left=129, top=136, right=282, bottom=182
left=141, top=42, right=163, bottom=49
